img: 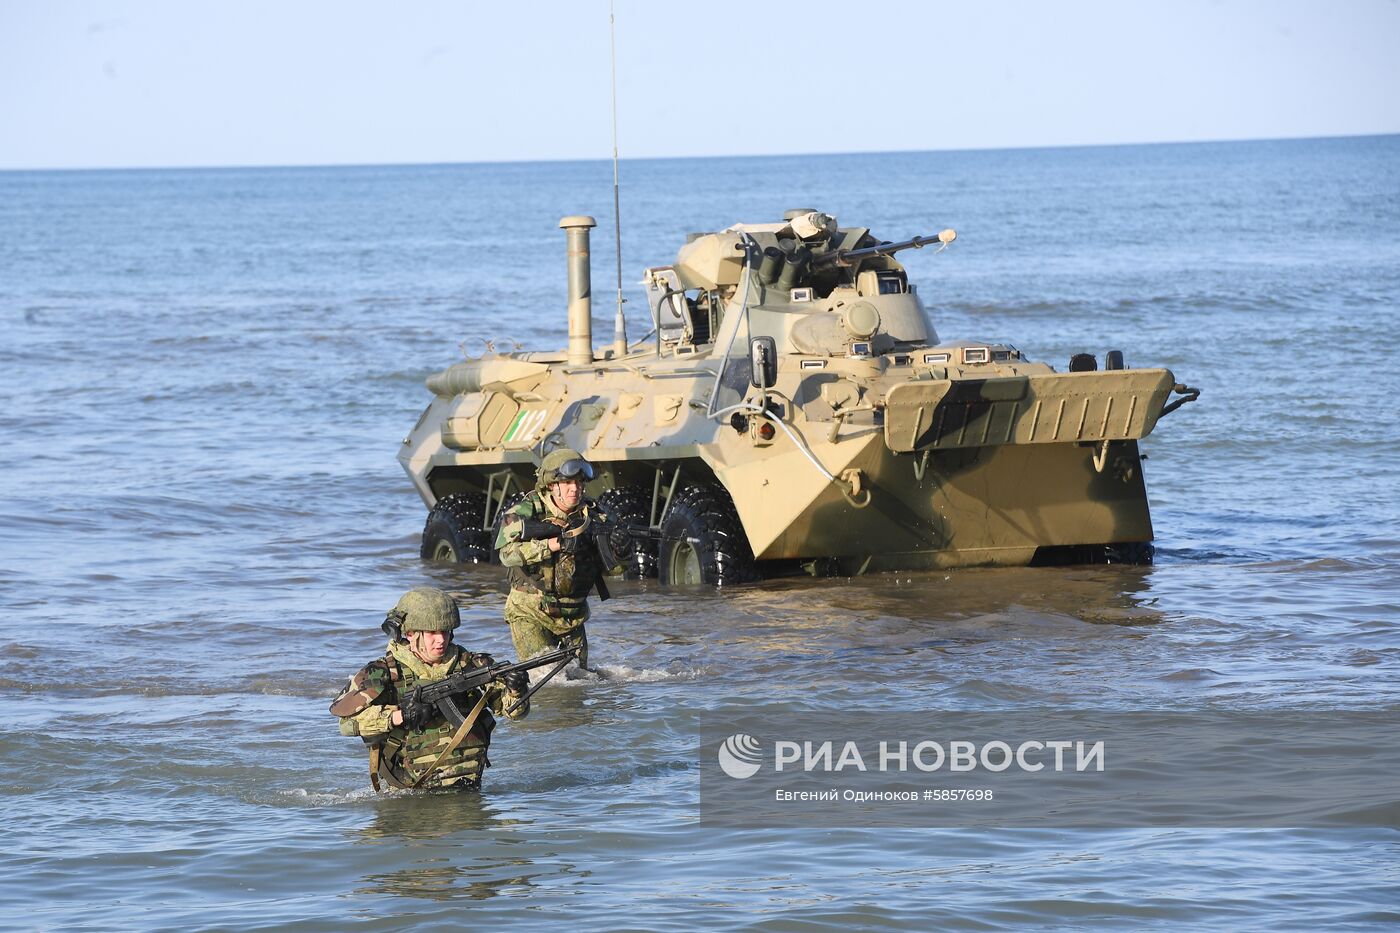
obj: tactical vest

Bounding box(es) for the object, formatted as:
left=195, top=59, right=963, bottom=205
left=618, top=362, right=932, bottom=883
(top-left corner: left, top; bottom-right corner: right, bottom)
left=374, top=646, right=496, bottom=790
left=505, top=493, right=606, bottom=622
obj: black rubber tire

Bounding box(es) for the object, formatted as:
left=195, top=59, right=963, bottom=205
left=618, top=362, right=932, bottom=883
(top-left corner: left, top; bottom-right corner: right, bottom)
left=1105, top=349, right=1126, bottom=370
left=420, top=492, right=492, bottom=563
left=596, top=486, right=659, bottom=580
left=488, top=490, right=530, bottom=562
left=1104, top=541, right=1154, bottom=565
left=1031, top=541, right=1155, bottom=567
left=657, top=484, right=758, bottom=586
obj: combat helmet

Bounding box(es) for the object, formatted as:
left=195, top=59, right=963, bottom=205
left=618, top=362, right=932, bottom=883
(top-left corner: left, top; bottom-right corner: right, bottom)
left=535, top=447, right=595, bottom=492
left=387, top=586, right=460, bottom=635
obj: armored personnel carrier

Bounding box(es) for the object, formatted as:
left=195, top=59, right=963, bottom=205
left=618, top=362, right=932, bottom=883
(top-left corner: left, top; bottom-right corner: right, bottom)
left=399, top=210, right=1198, bottom=584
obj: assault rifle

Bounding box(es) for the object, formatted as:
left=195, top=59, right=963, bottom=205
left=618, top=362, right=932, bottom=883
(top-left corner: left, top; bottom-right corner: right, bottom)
left=518, top=514, right=623, bottom=570
left=396, top=644, right=578, bottom=726
left=516, top=513, right=700, bottom=562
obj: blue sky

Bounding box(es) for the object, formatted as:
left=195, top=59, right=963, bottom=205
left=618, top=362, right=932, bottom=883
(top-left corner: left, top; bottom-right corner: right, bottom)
left=2, top=0, right=1397, bottom=170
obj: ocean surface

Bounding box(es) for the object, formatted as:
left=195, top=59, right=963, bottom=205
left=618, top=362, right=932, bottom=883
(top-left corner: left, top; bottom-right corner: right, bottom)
left=2, top=136, right=1399, bottom=930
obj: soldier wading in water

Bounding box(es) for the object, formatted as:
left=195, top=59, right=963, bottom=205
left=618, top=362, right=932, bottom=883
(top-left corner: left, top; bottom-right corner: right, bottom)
left=331, top=587, right=529, bottom=791
left=495, top=448, right=623, bottom=670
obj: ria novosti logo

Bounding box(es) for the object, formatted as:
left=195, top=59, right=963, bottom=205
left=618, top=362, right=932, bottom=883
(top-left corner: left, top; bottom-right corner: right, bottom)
left=717, top=733, right=764, bottom=779
left=715, top=733, right=1106, bottom=779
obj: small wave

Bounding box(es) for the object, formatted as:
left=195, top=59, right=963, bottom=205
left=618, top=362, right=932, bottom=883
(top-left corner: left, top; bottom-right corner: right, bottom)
left=276, top=786, right=379, bottom=807
left=950, top=300, right=1070, bottom=316
left=1318, top=800, right=1400, bottom=827
left=931, top=678, right=1049, bottom=704
left=244, top=675, right=311, bottom=697
left=1077, top=607, right=1165, bottom=627
left=1153, top=545, right=1274, bottom=563
left=506, top=756, right=692, bottom=795
left=1247, top=557, right=1387, bottom=573
left=516, top=659, right=704, bottom=687
left=1159, top=668, right=1223, bottom=682
left=1352, top=619, right=1399, bottom=632
left=589, top=660, right=707, bottom=683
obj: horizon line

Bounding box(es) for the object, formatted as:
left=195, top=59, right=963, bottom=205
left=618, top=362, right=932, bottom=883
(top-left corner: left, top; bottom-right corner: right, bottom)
left=2, top=130, right=1396, bottom=175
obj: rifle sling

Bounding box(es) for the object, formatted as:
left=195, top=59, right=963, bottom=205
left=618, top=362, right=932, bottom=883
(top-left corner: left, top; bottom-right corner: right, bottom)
left=407, top=689, right=491, bottom=790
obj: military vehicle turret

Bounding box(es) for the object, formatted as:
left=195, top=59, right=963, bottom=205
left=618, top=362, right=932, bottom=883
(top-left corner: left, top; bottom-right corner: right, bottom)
left=399, top=209, right=1199, bottom=584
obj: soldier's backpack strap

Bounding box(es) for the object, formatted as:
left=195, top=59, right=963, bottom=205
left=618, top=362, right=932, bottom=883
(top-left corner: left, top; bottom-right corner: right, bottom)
left=406, top=689, right=492, bottom=789
left=359, top=654, right=402, bottom=794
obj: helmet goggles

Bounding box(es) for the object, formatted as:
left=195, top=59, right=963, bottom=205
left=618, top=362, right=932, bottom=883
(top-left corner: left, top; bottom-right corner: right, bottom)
left=553, top=458, right=595, bottom=482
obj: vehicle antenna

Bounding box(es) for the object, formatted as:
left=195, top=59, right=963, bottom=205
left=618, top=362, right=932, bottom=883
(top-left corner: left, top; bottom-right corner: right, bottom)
left=609, top=1, right=628, bottom=359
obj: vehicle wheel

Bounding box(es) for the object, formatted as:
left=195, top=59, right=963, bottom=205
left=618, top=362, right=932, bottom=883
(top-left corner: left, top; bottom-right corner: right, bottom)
left=1105, top=349, right=1125, bottom=370
left=596, top=486, right=658, bottom=579
left=488, top=490, right=530, bottom=562
left=420, top=492, right=492, bottom=563
left=1105, top=541, right=1154, bottom=565
left=1031, top=541, right=1154, bottom=566
left=657, top=484, right=758, bottom=586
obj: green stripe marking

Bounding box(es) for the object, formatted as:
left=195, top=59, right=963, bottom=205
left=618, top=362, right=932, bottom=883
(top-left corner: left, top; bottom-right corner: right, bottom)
left=503, top=409, right=528, bottom=442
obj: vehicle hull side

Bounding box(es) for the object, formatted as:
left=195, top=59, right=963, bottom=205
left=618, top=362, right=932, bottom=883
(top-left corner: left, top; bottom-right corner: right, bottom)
left=399, top=359, right=1158, bottom=571
left=713, top=433, right=1152, bottom=568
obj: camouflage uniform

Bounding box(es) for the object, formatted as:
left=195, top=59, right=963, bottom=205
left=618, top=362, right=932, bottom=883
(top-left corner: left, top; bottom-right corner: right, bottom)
left=331, top=587, right=528, bottom=790
left=495, top=450, right=622, bottom=668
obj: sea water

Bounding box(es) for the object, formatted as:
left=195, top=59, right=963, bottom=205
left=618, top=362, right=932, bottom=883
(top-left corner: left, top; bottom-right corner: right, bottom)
left=1, top=136, right=1398, bottom=930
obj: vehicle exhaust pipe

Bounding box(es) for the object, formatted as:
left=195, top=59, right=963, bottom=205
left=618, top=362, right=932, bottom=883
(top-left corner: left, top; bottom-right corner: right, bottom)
left=560, top=215, right=597, bottom=366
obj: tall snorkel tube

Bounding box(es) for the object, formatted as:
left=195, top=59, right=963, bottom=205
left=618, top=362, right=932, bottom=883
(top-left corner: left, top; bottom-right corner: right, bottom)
left=561, top=215, right=597, bottom=367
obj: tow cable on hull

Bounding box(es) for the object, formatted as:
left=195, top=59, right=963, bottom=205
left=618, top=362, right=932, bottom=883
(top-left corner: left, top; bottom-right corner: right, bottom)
left=713, top=398, right=873, bottom=508
left=1160, top=383, right=1201, bottom=418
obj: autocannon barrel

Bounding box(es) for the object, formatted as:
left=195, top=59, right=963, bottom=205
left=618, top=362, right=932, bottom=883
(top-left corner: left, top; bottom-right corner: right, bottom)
left=810, top=229, right=956, bottom=268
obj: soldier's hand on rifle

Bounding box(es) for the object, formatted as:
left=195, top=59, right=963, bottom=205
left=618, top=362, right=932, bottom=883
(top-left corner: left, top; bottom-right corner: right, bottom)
left=502, top=669, right=529, bottom=695
left=400, top=689, right=435, bottom=731
left=558, top=515, right=593, bottom=555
